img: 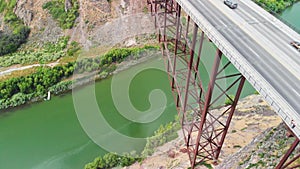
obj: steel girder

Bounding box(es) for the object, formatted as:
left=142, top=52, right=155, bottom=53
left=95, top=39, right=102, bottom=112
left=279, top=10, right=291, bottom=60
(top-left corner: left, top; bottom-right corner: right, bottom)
left=148, top=0, right=245, bottom=167
left=276, top=130, right=300, bottom=169
left=148, top=0, right=300, bottom=168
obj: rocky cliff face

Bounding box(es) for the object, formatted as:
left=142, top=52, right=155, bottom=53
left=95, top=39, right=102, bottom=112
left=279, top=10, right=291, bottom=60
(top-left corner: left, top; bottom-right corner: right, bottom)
left=9, top=0, right=155, bottom=49
left=216, top=122, right=299, bottom=169
left=0, top=16, right=12, bottom=34
left=125, top=95, right=289, bottom=169
left=14, top=0, right=34, bottom=26
left=69, top=0, right=154, bottom=49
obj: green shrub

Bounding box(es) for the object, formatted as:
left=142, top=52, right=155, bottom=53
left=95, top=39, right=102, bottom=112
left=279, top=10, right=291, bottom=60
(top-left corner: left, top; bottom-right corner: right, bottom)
left=4, top=11, right=18, bottom=23
left=224, top=95, right=235, bottom=105
left=0, top=64, right=74, bottom=102
left=0, top=36, right=69, bottom=67
left=84, top=152, right=141, bottom=169
left=67, top=41, right=81, bottom=56
left=0, top=25, right=30, bottom=56
left=254, top=0, right=298, bottom=13
left=43, top=0, right=79, bottom=29
left=141, top=116, right=181, bottom=157
left=0, top=0, right=30, bottom=56
left=49, top=80, right=73, bottom=94
left=0, top=45, right=158, bottom=110
left=44, top=36, right=70, bottom=53
left=0, top=0, right=7, bottom=13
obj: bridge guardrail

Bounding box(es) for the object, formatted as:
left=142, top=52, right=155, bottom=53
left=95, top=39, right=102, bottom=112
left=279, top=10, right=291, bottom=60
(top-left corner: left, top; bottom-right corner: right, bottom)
left=177, top=0, right=300, bottom=137
left=254, top=1, right=300, bottom=34
left=271, top=12, right=300, bottom=34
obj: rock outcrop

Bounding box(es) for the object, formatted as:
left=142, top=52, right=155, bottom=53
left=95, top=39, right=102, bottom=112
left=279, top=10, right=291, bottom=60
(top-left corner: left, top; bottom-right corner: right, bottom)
left=216, top=122, right=299, bottom=169
left=5, top=0, right=155, bottom=49
left=125, top=94, right=286, bottom=169
left=64, top=0, right=72, bottom=12
left=14, top=0, right=34, bottom=26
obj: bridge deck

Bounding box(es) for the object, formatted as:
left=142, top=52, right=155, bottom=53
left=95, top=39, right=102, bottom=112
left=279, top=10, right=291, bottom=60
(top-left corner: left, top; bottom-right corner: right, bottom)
left=176, top=0, right=300, bottom=137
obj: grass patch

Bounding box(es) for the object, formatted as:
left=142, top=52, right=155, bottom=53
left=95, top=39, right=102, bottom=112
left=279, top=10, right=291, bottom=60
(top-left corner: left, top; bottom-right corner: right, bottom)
left=233, top=145, right=242, bottom=148
left=0, top=36, right=70, bottom=67
left=141, top=116, right=181, bottom=157
left=241, top=127, right=247, bottom=131
left=239, top=154, right=251, bottom=166
left=84, top=152, right=142, bottom=169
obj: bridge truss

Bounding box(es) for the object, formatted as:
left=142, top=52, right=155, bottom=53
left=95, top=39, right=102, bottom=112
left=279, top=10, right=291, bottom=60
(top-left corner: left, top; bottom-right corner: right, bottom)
left=147, top=0, right=300, bottom=168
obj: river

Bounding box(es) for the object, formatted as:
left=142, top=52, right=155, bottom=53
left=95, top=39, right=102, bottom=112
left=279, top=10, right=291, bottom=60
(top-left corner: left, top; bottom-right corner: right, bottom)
left=0, top=3, right=299, bottom=169
left=280, top=1, right=300, bottom=31
left=0, top=56, right=178, bottom=169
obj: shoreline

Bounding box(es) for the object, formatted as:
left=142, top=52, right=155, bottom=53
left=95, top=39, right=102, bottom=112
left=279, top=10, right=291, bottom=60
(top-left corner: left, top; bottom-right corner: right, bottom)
left=125, top=94, right=282, bottom=169
left=253, top=0, right=300, bottom=13
left=0, top=48, right=160, bottom=113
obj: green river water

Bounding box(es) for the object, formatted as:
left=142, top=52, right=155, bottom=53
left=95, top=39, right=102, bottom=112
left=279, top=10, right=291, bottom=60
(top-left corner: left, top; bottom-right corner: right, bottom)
left=280, top=2, right=300, bottom=31
left=0, top=3, right=299, bottom=169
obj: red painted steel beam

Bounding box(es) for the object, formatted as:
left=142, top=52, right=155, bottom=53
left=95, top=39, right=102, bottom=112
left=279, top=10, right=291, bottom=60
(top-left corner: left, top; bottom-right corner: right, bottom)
left=183, top=23, right=198, bottom=112
left=215, top=76, right=245, bottom=159
left=276, top=137, right=300, bottom=169
left=194, top=31, right=205, bottom=79
left=162, top=0, right=168, bottom=42
left=184, top=16, right=190, bottom=54
left=172, top=4, right=181, bottom=90
left=192, top=48, right=223, bottom=167
left=148, top=1, right=248, bottom=168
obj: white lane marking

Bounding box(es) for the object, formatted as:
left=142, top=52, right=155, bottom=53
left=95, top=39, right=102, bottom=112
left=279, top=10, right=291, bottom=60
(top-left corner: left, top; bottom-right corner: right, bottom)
left=196, top=0, right=228, bottom=29
left=239, top=0, right=300, bottom=42
left=235, top=4, right=261, bottom=24
left=225, top=25, right=299, bottom=86
left=208, top=0, right=300, bottom=80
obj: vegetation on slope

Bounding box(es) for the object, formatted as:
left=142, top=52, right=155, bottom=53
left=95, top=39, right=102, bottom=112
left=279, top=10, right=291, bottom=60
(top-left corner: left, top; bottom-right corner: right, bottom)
left=254, top=0, right=299, bottom=13
left=84, top=152, right=142, bottom=169
left=0, top=45, right=159, bottom=110
left=85, top=116, right=180, bottom=169
left=0, top=36, right=71, bottom=67
left=0, top=0, right=30, bottom=56
left=237, top=124, right=300, bottom=168
left=42, top=0, right=79, bottom=29
left=141, top=119, right=181, bottom=157
left=0, top=64, right=74, bottom=109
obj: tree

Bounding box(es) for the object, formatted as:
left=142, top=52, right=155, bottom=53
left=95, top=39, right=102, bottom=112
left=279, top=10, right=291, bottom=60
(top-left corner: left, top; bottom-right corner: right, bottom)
left=103, top=153, right=120, bottom=168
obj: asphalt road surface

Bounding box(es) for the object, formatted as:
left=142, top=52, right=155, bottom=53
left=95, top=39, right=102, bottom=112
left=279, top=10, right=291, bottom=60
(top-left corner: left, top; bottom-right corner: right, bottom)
left=181, top=0, right=300, bottom=126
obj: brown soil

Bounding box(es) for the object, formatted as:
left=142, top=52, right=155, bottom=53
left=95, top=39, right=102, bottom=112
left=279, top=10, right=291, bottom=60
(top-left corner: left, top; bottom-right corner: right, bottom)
left=124, top=95, right=282, bottom=169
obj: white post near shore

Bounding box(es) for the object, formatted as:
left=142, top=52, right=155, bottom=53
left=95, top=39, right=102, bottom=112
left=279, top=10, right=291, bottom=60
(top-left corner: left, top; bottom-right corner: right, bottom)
left=47, top=91, right=51, bottom=100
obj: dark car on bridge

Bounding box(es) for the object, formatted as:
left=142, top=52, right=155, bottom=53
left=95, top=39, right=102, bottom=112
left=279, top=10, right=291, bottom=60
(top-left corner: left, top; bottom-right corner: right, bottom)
left=224, top=0, right=238, bottom=9
left=290, top=41, right=300, bottom=51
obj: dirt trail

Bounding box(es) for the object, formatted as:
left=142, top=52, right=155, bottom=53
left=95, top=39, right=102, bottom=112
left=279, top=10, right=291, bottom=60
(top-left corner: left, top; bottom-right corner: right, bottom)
left=0, top=61, right=60, bottom=77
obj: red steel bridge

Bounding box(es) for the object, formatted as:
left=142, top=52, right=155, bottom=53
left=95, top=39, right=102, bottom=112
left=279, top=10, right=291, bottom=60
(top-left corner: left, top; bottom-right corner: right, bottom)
left=147, top=0, right=300, bottom=168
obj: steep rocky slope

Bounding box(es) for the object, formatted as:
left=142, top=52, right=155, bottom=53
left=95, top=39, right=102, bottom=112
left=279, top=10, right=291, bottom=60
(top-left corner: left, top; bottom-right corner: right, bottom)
left=216, top=122, right=299, bottom=169
left=125, top=95, right=299, bottom=169
left=3, top=0, right=155, bottom=49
